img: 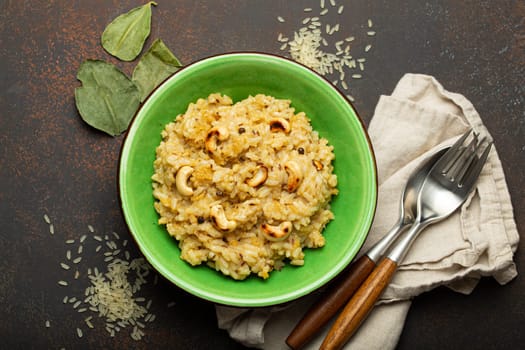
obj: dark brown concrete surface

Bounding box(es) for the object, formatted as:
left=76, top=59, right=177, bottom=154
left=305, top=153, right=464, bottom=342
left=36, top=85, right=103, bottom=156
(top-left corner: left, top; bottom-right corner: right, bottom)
left=0, top=1, right=523, bottom=349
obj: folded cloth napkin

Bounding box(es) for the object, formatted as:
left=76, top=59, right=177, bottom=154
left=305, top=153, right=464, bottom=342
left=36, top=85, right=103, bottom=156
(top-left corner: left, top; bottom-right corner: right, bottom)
left=216, top=73, right=520, bottom=349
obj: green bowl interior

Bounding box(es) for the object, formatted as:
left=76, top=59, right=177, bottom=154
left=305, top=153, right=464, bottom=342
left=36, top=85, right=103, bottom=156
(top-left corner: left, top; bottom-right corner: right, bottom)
left=119, top=53, right=376, bottom=307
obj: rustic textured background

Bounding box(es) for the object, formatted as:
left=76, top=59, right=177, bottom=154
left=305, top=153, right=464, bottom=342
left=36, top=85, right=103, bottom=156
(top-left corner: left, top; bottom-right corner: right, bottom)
left=1, top=1, right=523, bottom=349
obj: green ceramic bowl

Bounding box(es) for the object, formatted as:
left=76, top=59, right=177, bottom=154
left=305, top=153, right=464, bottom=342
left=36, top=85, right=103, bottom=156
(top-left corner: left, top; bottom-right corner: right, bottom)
left=119, top=53, right=377, bottom=307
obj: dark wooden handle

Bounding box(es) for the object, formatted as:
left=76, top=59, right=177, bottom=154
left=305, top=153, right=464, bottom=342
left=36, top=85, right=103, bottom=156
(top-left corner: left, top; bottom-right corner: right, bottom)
left=285, top=255, right=376, bottom=349
left=320, top=258, right=398, bottom=350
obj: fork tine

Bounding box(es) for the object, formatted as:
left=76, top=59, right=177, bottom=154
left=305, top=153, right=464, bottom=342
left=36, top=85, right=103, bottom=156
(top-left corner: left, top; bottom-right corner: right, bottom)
left=459, top=142, right=492, bottom=188
left=454, top=137, right=487, bottom=183
left=435, top=129, right=472, bottom=174
left=445, top=134, right=480, bottom=180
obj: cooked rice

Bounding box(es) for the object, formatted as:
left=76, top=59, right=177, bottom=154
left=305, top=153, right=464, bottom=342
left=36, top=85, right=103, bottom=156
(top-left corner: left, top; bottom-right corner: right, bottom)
left=152, top=94, right=338, bottom=280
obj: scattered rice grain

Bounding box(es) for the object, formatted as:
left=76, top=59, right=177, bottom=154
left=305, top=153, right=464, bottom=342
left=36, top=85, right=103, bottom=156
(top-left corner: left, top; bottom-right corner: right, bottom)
left=45, top=320, right=51, bottom=328
left=58, top=280, right=68, bottom=286
left=304, top=7, right=312, bottom=12
left=49, top=224, right=55, bottom=235
left=76, top=328, right=83, bottom=338
left=368, top=19, right=373, bottom=27
left=341, top=80, right=348, bottom=90
left=73, top=257, right=82, bottom=264
left=365, top=44, right=372, bottom=52
left=338, top=5, right=344, bottom=14
left=330, top=0, right=336, bottom=6
left=66, top=239, right=75, bottom=244
left=88, top=225, right=94, bottom=233
left=352, top=74, right=362, bottom=79
left=43, top=214, right=51, bottom=224
left=277, top=16, right=285, bottom=23
left=60, top=262, right=70, bottom=270
left=367, top=31, right=376, bottom=36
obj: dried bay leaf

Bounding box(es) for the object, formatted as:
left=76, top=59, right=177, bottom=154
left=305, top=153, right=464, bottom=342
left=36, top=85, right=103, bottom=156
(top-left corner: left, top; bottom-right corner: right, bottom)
left=132, top=39, right=182, bottom=101
left=101, top=1, right=157, bottom=61
left=75, top=60, right=140, bottom=136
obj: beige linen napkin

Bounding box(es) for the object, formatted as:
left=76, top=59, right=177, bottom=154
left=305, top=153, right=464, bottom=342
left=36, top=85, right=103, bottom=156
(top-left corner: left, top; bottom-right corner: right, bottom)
left=216, top=73, right=520, bottom=349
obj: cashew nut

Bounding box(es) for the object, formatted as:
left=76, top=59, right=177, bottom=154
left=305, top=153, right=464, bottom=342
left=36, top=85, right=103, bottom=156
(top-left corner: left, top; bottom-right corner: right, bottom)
left=284, top=161, right=302, bottom=192
left=205, top=126, right=229, bottom=153
left=269, top=118, right=291, bottom=133
left=246, top=165, right=268, bottom=187
left=312, top=160, right=324, bottom=171
left=175, top=166, right=194, bottom=196
left=261, top=221, right=293, bottom=241
left=210, top=204, right=237, bottom=231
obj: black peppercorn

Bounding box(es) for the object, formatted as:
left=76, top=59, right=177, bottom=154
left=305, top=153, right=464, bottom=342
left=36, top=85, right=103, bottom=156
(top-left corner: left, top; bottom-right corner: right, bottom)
left=298, top=147, right=305, bottom=154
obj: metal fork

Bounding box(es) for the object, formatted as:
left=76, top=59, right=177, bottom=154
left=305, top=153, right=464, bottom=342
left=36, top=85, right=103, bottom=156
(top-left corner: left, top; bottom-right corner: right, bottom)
left=320, top=130, right=492, bottom=350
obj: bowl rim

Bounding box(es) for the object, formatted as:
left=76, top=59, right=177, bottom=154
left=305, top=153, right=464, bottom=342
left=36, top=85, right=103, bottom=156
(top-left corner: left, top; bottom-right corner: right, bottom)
left=118, top=51, right=378, bottom=307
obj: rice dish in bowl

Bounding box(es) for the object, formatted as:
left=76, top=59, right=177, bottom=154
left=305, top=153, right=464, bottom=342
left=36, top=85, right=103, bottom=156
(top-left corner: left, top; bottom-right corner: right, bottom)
left=152, top=93, right=338, bottom=280
left=118, top=52, right=377, bottom=307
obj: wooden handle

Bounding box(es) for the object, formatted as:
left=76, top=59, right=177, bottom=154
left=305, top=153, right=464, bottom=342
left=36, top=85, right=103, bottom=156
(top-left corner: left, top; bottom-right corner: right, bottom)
left=320, top=258, right=398, bottom=350
left=285, top=255, right=376, bottom=349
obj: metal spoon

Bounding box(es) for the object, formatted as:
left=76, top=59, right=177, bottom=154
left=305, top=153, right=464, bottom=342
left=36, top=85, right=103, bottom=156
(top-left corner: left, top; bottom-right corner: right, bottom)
left=286, top=147, right=448, bottom=350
